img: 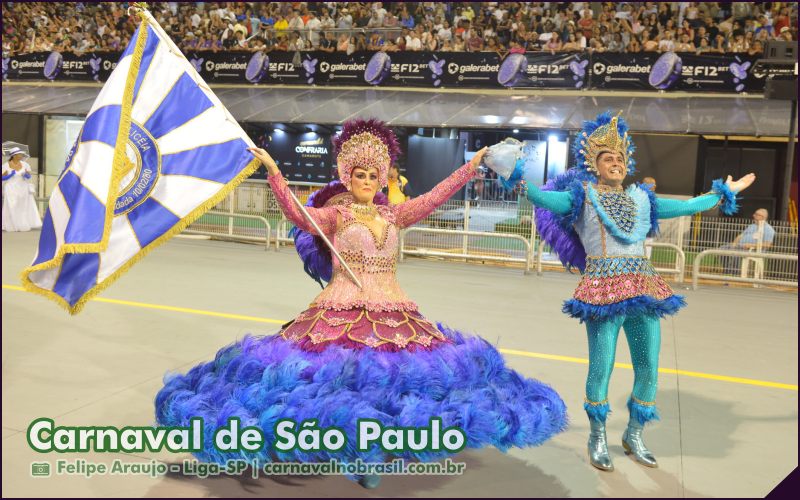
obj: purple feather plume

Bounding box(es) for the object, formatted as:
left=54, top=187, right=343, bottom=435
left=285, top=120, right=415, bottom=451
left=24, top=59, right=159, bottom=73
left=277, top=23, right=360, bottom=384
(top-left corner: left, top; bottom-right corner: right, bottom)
left=534, top=169, right=589, bottom=273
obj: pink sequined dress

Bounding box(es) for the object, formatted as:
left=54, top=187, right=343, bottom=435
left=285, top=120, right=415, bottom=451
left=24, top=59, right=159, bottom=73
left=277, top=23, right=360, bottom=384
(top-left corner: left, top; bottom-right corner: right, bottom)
left=269, top=162, right=476, bottom=351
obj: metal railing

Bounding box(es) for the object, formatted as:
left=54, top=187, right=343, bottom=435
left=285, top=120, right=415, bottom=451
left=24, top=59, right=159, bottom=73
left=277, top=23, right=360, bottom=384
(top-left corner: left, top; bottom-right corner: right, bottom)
left=692, top=249, right=798, bottom=289
left=184, top=210, right=272, bottom=250
left=276, top=218, right=295, bottom=249
left=399, top=227, right=532, bottom=273
left=647, top=241, right=686, bottom=283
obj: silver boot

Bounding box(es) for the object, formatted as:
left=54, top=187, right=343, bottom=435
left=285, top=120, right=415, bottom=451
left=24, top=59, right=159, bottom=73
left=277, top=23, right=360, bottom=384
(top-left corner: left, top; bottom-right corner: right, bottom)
left=588, top=419, right=614, bottom=471
left=622, top=419, right=658, bottom=468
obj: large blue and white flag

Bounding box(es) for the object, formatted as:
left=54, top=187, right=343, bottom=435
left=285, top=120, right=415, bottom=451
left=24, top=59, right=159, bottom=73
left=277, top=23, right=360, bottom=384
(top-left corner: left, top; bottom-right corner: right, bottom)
left=22, top=10, right=258, bottom=314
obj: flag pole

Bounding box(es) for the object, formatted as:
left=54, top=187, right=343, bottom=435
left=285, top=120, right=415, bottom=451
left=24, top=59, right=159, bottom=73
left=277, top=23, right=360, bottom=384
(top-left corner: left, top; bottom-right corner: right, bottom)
left=285, top=188, right=363, bottom=290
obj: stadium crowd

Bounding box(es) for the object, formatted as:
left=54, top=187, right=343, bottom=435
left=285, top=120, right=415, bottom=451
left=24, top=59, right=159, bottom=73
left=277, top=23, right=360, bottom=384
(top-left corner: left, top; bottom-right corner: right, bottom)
left=3, top=2, right=797, bottom=58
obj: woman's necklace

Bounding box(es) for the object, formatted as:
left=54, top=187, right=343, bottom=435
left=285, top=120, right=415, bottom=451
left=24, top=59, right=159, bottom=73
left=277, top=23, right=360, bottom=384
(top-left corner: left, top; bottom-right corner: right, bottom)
left=350, top=202, right=379, bottom=223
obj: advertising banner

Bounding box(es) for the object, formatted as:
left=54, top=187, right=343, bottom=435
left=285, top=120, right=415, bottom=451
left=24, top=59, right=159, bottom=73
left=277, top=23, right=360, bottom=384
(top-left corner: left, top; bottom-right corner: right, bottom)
left=3, top=50, right=766, bottom=93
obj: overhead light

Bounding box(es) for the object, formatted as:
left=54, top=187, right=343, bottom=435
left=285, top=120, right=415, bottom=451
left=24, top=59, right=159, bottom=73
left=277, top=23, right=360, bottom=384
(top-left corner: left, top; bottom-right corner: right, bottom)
left=548, top=134, right=559, bottom=142
left=512, top=129, right=520, bottom=134
left=273, top=128, right=284, bottom=133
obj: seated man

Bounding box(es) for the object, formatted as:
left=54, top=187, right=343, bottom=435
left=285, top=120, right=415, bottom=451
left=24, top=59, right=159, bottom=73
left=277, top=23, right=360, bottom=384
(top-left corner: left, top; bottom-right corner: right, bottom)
left=720, top=208, right=775, bottom=275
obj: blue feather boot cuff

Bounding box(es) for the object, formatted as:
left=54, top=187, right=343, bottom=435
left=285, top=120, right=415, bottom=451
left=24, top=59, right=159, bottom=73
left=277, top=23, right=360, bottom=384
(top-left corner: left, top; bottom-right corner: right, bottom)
left=584, top=400, right=610, bottom=422
left=627, top=397, right=660, bottom=425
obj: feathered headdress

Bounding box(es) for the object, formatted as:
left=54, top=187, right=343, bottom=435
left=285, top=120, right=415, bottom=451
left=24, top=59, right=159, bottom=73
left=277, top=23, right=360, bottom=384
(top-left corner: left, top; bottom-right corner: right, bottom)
left=332, top=118, right=401, bottom=189
left=575, top=110, right=636, bottom=177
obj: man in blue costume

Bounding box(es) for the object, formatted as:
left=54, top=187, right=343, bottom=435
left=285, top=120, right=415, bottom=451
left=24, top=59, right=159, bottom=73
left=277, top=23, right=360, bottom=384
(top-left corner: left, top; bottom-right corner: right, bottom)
left=499, top=112, right=755, bottom=471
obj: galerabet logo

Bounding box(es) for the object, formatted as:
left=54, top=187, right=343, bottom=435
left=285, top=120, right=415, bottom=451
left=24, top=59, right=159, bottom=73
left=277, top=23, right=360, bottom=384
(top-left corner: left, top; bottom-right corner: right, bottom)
left=114, top=121, right=161, bottom=216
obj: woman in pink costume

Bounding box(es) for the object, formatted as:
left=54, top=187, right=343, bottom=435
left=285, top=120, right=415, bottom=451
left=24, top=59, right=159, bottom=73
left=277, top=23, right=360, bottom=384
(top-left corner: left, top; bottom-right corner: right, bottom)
left=155, top=119, right=567, bottom=488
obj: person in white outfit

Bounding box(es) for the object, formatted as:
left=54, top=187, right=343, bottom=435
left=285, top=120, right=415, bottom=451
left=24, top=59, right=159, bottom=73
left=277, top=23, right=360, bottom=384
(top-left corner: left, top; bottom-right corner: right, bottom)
left=2, top=146, right=42, bottom=232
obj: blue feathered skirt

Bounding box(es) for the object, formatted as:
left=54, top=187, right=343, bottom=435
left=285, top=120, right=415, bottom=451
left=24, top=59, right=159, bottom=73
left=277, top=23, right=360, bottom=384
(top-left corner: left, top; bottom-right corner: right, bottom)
left=155, top=325, right=568, bottom=465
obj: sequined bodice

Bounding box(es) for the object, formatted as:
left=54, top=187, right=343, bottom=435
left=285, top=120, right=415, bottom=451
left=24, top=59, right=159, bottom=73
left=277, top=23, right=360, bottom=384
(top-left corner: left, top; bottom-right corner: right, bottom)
left=574, top=183, right=651, bottom=257
left=311, top=208, right=416, bottom=312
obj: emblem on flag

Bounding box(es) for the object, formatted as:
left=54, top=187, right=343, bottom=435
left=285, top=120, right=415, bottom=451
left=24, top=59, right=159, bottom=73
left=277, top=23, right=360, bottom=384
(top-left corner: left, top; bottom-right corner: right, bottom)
left=21, top=8, right=259, bottom=314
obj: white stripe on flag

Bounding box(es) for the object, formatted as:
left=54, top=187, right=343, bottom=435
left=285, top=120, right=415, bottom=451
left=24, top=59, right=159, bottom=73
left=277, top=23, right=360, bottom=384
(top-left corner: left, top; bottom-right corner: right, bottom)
left=29, top=267, right=58, bottom=292
left=130, top=43, right=184, bottom=125
left=156, top=106, right=246, bottom=154
left=70, top=141, right=116, bottom=204
left=88, top=55, right=132, bottom=116
left=149, top=174, right=223, bottom=218
left=97, top=215, right=143, bottom=282
left=49, top=187, right=70, bottom=250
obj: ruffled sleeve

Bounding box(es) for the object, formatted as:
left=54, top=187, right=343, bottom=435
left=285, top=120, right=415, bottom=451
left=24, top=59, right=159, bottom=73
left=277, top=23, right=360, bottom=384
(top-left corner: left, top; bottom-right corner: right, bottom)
left=268, top=172, right=338, bottom=236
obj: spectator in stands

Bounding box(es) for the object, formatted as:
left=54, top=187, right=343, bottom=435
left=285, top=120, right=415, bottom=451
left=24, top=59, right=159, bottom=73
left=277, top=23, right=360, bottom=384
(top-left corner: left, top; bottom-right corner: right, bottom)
left=406, top=29, right=422, bottom=51
left=676, top=33, right=695, bottom=51
left=287, top=31, right=305, bottom=51
left=336, top=32, right=349, bottom=52
left=658, top=30, right=676, bottom=51
left=336, top=8, right=352, bottom=30
left=319, top=29, right=335, bottom=53
left=627, top=35, right=642, bottom=52
left=4, top=1, right=798, bottom=58
left=712, top=33, right=728, bottom=53
left=384, top=11, right=399, bottom=28
left=305, top=11, right=321, bottom=48
left=367, top=32, right=384, bottom=51
left=467, top=27, right=484, bottom=52
left=399, top=10, right=415, bottom=30
left=353, top=32, right=367, bottom=51
left=640, top=30, right=657, bottom=51
left=729, top=31, right=748, bottom=52
left=546, top=31, right=562, bottom=53
left=562, top=33, right=581, bottom=51
left=287, top=10, right=304, bottom=31
left=607, top=32, right=624, bottom=52
left=719, top=208, right=776, bottom=275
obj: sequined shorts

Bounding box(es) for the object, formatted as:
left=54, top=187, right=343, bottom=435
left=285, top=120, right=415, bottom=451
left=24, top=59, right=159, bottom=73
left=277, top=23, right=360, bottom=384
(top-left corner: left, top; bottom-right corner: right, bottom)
left=280, top=306, right=448, bottom=350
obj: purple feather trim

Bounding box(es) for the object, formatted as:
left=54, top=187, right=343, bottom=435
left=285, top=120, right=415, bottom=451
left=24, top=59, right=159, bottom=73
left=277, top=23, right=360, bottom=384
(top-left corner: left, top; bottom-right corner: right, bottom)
left=711, top=178, right=739, bottom=216
left=333, top=118, right=401, bottom=163
left=155, top=327, right=569, bottom=465
left=291, top=181, right=389, bottom=286
left=562, top=295, right=686, bottom=323
left=534, top=170, right=588, bottom=272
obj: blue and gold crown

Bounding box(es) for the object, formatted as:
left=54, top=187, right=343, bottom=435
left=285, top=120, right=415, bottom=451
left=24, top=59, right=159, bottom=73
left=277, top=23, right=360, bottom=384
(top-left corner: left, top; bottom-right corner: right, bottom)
left=575, top=111, right=636, bottom=177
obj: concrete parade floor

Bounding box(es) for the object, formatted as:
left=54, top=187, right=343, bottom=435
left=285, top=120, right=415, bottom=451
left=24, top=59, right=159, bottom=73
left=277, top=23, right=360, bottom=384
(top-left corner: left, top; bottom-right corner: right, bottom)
left=3, top=230, right=797, bottom=498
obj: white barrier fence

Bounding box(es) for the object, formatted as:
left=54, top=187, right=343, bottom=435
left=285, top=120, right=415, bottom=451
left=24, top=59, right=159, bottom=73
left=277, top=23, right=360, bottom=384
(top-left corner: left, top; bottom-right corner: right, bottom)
left=36, top=181, right=798, bottom=289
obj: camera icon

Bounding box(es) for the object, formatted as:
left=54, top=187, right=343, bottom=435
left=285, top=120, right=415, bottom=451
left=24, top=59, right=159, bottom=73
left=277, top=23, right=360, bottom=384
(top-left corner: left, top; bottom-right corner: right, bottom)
left=31, top=462, right=50, bottom=477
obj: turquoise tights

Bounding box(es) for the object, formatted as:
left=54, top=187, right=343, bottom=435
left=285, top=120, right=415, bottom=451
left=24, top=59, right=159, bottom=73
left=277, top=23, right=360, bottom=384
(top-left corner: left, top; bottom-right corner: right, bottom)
left=583, top=313, right=661, bottom=424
